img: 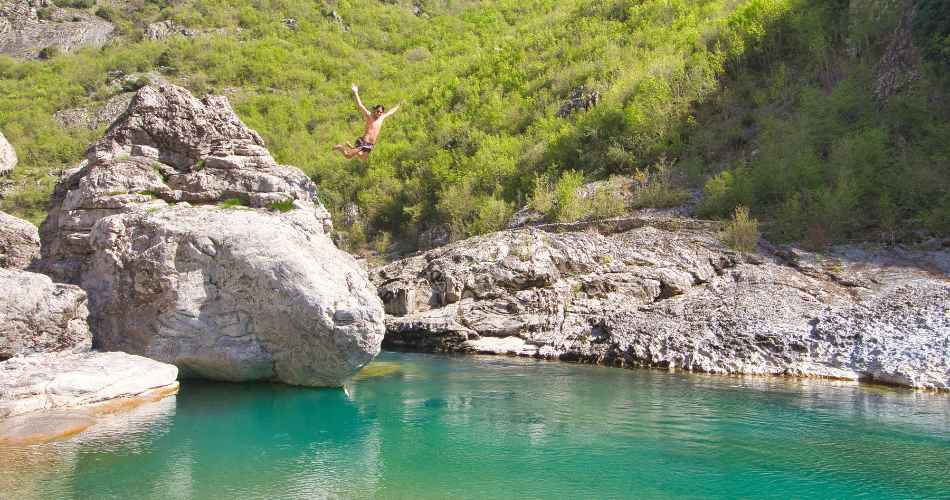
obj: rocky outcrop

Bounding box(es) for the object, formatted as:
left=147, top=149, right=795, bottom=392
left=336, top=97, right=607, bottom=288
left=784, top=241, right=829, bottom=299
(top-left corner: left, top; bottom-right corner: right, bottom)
left=1, top=211, right=90, bottom=360
left=144, top=20, right=196, bottom=41
left=54, top=92, right=135, bottom=130
left=0, top=130, right=15, bottom=176
left=874, top=0, right=920, bottom=101
left=373, top=217, right=950, bottom=390
left=0, top=0, right=114, bottom=59
left=0, top=268, right=91, bottom=361
left=556, top=86, right=601, bottom=118
left=39, top=84, right=384, bottom=386
left=0, top=210, right=39, bottom=269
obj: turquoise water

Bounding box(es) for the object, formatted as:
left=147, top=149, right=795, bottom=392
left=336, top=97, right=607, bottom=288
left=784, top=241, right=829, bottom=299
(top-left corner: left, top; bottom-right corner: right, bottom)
left=3, top=352, right=950, bottom=499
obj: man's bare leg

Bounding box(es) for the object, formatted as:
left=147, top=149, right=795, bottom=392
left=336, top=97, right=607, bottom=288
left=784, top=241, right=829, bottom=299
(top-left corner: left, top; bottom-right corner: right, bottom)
left=333, top=144, right=361, bottom=159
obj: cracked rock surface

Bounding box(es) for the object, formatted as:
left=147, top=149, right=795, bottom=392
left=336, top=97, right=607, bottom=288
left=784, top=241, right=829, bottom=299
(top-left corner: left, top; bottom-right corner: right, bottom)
left=1, top=211, right=90, bottom=360
left=373, top=218, right=950, bottom=390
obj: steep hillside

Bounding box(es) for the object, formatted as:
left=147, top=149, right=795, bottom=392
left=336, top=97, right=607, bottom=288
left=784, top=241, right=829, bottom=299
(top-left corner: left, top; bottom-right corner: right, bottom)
left=0, top=0, right=947, bottom=251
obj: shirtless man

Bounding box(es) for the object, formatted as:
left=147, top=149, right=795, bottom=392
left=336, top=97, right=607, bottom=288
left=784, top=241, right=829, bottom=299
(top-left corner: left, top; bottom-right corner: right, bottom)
left=333, top=84, right=402, bottom=161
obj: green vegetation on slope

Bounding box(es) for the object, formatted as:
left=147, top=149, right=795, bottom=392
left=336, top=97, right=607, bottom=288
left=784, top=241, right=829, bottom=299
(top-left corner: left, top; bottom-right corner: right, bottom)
left=686, top=0, right=950, bottom=246
left=0, top=0, right=946, bottom=250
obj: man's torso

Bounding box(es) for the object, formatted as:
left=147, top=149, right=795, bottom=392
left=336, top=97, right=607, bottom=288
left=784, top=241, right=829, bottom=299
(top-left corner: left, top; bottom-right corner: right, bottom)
left=361, top=117, right=385, bottom=144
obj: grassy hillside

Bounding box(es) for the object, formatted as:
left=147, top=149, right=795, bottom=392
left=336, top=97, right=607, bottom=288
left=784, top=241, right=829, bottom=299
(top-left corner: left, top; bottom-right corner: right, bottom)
left=0, top=0, right=946, bottom=250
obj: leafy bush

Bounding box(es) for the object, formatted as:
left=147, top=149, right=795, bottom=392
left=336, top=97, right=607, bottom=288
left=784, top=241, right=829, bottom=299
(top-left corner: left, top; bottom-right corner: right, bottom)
left=553, top=170, right=585, bottom=223
left=721, top=206, right=760, bottom=253
left=218, top=197, right=246, bottom=209
left=527, top=174, right=555, bottom=215
left=95, top=7, right=115, bottom=22
left=587, top=179, right=627, bottom=220
left=53, top=0, right=96, bottom=8
left=37, top=46, right=60, bottom=60
left=268, top=199, right=295, bottom=212
left=630, top=158, right=690, bottom=209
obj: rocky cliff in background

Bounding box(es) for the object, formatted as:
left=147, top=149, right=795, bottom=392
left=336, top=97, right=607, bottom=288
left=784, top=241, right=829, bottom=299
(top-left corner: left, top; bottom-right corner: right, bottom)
left=39, top=84, right=384, bottom=386
left=373, top=216, right=950, bottom=390
left=0, top=0, right=113, bottom=59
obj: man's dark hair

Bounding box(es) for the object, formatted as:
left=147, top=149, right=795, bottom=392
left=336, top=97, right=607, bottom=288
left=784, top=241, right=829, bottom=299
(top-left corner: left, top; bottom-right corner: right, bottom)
left=373, top=104, right=385, bottom=113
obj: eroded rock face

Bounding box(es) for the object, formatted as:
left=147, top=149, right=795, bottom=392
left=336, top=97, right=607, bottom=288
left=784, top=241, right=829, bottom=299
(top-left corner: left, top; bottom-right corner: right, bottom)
left=0, top=351, right=178, bottom=419
left=0, top=0, right=114, bottom=59
left=0, top=268, right=91, bottom=361
left=0, top=131, right=15, bottom=177
left=0, top=210, right=38, bottom=270
left=0, top=211, right=90, bottom=360
left=373, top=217, right=950, bottom=390
left=39, top=84, right=383, bottom=386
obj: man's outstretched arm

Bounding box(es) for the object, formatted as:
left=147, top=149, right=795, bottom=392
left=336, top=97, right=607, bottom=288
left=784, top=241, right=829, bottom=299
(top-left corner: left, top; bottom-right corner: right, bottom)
left=383, top=101, right=404, bottom=118
left=352, top=84, right=371, bottom=119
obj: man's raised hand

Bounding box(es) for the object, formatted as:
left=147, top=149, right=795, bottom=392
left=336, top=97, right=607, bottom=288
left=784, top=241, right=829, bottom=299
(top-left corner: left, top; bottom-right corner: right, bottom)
left=351, top=84, right=359, bottom=94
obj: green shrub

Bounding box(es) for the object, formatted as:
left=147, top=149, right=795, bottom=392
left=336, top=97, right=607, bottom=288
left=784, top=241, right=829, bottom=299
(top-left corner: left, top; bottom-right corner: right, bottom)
left=95, top=7, right=115, bottom=22
left=218, top=197, right=246, bottom=209
left=38, top=46, right=60, bottom=60
left=527, top=174, right=554, bottom=214
left=588, top=179, right=627, bottom=220
left=53, top=0, right=95, bottom=8
left=268, top=199, right=295, bottom=212
left=631, top=159, right=690, bottom=209
left=721, top=206, right=760, bottom=253
left=553, top=170, right=585, bottom=223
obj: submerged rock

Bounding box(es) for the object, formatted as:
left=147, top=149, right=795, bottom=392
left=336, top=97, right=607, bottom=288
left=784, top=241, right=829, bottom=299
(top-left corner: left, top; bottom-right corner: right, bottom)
left=39, top=84, right=384, bottom=386
left=0, top=130, right=15, bottom=177
left=373, top=217, right=950, bottom=390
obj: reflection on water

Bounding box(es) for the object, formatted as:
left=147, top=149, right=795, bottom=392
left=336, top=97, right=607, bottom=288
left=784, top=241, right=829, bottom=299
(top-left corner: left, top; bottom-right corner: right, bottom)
left=2, top=352, right=949, bottom=499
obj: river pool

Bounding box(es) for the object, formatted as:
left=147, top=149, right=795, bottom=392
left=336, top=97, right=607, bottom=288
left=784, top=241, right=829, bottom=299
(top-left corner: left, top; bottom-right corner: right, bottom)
left=2, top=352, right=949, bottom=499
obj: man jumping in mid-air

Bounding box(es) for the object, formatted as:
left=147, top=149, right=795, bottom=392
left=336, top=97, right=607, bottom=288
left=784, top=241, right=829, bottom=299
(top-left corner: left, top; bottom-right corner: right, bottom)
left=333, top=84, right=402, bottom=161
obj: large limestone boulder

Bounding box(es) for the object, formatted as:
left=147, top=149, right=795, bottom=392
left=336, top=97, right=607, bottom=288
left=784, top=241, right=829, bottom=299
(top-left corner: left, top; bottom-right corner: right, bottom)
left=39, top=84, right=384, bottom=386
left=0, top=210, right=38, bottom=270
left=85, top=206, right=384, bottom=385
left=0, top=268, right=91, bottom=360
left=373, top=216, right=950, bottom=390
left=0, top=131, right=15, bottom=176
